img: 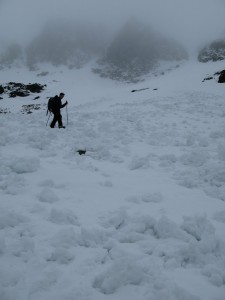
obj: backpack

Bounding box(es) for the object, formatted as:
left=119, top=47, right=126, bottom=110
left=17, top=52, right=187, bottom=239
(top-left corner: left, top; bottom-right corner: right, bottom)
left=47, top=97, right=55, bottom=114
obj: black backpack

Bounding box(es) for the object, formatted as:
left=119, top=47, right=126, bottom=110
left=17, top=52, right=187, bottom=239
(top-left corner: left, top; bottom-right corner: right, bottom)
left=47, top=97, right=56, bottom=114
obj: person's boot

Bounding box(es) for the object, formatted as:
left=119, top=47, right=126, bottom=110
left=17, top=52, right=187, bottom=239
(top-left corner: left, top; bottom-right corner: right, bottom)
left=59, top=125, right=65, bottom=128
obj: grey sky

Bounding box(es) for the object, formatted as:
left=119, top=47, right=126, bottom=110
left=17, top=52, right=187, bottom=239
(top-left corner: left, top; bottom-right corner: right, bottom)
left=0, top=0, right=225, bottom=51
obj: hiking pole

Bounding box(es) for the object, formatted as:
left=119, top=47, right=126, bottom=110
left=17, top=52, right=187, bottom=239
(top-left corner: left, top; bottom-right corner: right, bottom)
left=46, top=112, right=51, bottom=127
left=66, top=104, right=68, bottom=126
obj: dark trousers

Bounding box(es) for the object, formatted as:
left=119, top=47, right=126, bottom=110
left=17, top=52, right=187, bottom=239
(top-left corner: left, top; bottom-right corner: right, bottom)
left=50, top=110, right=63, bottom=128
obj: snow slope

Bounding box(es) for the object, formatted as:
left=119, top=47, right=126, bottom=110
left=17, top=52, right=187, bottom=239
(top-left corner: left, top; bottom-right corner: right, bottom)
left=0, top=60, right=225, bottom=300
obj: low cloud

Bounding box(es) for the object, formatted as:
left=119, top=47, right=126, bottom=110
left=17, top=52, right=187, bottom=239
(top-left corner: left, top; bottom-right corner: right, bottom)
left=0, top=0, right=225, bottom=51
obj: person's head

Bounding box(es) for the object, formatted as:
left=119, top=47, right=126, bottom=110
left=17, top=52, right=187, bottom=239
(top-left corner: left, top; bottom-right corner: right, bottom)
left=59, top=92, right=65, bottom=99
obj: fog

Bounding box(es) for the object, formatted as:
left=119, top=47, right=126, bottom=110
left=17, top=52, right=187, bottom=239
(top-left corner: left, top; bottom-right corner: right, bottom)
left=0, top=0, right=225, bottom=52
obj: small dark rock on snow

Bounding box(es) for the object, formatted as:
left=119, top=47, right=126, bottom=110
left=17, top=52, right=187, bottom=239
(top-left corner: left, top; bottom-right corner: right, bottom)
left=202, top=76, right=214, bottom=82
left=77, top=150, right=86, bottom=155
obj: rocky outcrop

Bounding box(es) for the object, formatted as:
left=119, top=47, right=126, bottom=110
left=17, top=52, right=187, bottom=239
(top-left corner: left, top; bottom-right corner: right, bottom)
left=198, top=40, right=225, bottom=62
left=1, top=82, right=46, bottom=98
left=202, top=70, right=225, bottom=83
left=215, top=70, right=225, bottom=83
left=0, top=85, right=4, bottom=94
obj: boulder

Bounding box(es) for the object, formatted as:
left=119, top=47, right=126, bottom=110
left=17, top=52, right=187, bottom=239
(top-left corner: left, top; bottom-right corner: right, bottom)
left=26, top=83, right=45, bottom=93
left=0, top=85, right=4, bottom=94
left=215, top=70, right=225, bottom=83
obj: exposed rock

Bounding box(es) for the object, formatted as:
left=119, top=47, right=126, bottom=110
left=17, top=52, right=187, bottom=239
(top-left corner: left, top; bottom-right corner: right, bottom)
left=202, top=76, right=213, bottom=82
left=9, top=91, right=30, bottom=98
left=198, top=40, right=225, bottom=62
left=26, top=83, right=45, bottom=93
left=77, top=150, right=86, bottom=155
left=131, top=88, right=149, bottom=93
left=201, top=70, right=225, bottom=83
left=0, top=82, right=46, bottom=98
left=215, top=70, right=225, bottom=83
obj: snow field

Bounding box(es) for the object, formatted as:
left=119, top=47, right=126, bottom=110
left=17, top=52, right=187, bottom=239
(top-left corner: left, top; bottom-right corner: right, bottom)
left=0, top=63, right=225, bottom=299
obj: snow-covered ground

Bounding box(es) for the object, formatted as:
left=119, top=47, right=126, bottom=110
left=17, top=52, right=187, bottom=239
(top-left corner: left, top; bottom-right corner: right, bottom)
left=0, top=60, right=225, bottom=300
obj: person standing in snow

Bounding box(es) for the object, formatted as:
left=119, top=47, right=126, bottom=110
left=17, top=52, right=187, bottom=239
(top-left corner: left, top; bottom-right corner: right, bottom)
left=49, top=92, right=68, bottom=128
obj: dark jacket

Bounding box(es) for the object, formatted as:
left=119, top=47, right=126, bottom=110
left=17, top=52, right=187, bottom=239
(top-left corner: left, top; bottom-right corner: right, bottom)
left=52, top=95, right=67, bottom=112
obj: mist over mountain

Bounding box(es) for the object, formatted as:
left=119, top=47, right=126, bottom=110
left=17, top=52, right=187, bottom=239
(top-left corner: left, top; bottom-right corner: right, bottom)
left=0, top=0, right=225, bottom=81
left=0, top=18, right=187, bottom=74
left=25, top=21, right=109, bottom=70
left=0, top=44, right=23, bottom=69
left=93, top=18, right=188, bottom=82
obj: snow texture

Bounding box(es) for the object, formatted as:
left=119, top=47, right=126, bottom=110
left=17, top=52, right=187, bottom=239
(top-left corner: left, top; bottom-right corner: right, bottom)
left=0, top=60, right=225, bottom=300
